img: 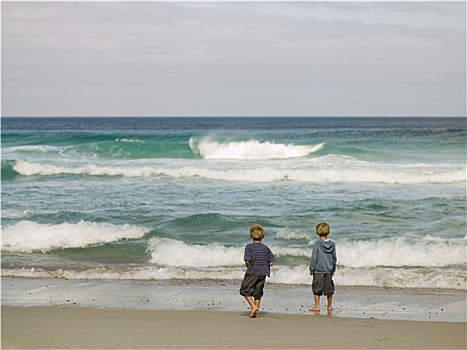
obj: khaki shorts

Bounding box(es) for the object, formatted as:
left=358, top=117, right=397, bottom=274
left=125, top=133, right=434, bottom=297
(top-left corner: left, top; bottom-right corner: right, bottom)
left=312, top=273, right=335, bottom=296
left=239, top=274, right=266, bottom=298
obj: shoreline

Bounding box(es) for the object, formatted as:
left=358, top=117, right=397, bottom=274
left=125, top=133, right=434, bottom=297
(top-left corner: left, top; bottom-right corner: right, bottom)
left=2, top=277, right=465, bottom=322
left=2, top=277, right=466, bottom=349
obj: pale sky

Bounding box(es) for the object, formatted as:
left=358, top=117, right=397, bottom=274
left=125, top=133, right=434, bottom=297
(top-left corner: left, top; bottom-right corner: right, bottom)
left=2, top=1, right=466, bottom=117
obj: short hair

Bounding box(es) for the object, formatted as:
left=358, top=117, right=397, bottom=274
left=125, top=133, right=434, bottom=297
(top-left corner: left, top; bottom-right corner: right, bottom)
left=250, top=224, right=265, bottom=240
left=316, top=222, right=330, bottom=237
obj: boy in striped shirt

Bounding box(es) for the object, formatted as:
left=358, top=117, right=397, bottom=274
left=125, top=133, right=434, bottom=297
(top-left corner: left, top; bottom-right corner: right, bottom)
left=239, top=224, right=276, bottom=318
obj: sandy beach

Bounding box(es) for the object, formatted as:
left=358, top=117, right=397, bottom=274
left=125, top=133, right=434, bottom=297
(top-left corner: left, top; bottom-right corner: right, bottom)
left=2, top=278, right=466, bottom=349
left=2, top=306, right=466, bottom=349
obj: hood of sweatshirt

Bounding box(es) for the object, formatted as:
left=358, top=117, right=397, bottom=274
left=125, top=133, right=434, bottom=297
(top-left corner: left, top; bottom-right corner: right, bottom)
left=317, top=240, right=335, bottom=253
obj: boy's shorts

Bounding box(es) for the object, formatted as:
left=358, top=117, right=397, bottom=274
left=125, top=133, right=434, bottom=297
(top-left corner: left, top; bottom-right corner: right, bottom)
left=239, top=274, right=266, bottom=299
left=312, top=273, right=334, bottom=296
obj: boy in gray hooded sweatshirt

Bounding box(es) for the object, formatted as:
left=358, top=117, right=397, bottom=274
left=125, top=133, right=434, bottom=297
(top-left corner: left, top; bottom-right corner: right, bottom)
left=309, top=222, right=337, bottom=314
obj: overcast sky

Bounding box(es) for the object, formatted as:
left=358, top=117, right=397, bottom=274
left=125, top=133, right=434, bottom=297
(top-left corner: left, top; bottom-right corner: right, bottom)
left=2, top=1, right=466, bottom=117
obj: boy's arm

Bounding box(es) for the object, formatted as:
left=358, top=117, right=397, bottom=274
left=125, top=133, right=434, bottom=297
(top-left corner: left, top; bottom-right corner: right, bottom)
left=332, top=247, right=337, bottom=276
left=243, top=245, right=252, bottom=268
left=268, top=248, right=276, bottom=267
left=309, top=243, right=318, bottom=275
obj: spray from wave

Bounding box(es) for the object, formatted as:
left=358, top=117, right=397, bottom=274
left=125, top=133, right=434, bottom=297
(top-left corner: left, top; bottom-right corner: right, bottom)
left=189, top=137, right=324, bottom=160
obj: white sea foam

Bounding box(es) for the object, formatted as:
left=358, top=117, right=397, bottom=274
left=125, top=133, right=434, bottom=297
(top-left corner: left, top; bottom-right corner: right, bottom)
left=12, top=159, right=466, bottom=184
left=271, top=265, right=466, bottom=289
left=147, top=237, right=466, bottom=269
left=2, top=265, right=465, bottom=289
left=117, top=138, right=143, bottom=143
left=0, top=210, right=35, bottom=219
left=338, top=236, right=467, bottom=268
left=3, top=145, right=62, bottom=153
left=148, top=238, right=243, bottom=267
left=1, top=221, right=150, bottom=253
left=3, top=220, right=464, bottom=268
left=276, top=228, right=309, bottom=240
left=190, top=137, right=324, bottom=160
left=147, top=238, right=309, bottom=268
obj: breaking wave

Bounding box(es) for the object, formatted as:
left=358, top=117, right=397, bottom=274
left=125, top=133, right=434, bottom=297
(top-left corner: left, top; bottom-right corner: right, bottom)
left=189, top=137, right=324, bottom=160
left=1, top=221, right=150, bottom=253
left=11, top=158, right=466, bottom=184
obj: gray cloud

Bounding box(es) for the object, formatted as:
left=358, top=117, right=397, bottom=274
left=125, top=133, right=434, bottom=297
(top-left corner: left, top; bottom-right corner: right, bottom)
left=2, top=1, right=465, bottom=117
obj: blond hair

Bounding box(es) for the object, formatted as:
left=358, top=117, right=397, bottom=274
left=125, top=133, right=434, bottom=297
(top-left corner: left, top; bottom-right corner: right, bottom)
left=250, top=224, right=265, bottom=240
left=316, top=222, right=330, bottom=237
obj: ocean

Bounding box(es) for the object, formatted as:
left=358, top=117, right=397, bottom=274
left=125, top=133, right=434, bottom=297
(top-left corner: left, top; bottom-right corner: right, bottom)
left=1, top=117, right=466, bottom=290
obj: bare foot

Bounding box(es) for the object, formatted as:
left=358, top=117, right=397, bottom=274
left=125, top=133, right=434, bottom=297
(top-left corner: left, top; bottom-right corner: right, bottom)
left=309, top=307, right=320, bottom=313
left=249, top=306, right=259, bottom=318
left=327, top=307, right=333, bottom=315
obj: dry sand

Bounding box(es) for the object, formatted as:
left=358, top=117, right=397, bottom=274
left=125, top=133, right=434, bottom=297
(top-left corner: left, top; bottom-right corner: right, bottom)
left=2, top=305, right=466, bottom=349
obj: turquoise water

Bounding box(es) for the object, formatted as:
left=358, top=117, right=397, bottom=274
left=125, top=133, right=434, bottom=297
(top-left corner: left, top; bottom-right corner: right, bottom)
left=1, top=117, right=466, bottom=289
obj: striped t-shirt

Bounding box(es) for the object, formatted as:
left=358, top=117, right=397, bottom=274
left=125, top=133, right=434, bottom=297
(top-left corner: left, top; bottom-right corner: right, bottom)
left=244, top=242, right=276, bottom=277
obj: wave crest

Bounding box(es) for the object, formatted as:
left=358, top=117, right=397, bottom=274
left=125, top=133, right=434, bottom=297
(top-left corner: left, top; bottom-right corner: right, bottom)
left=338, top=236, right=466, bottom=268
left=12, top=158, right=466, bottom=184
left=146, top=236, right=466, bottom=269
left=190, top=138, right=324, bottom=160
left=148, top=238, right=242, bottom=267
left=1, top=221, right=150, bottom=253
left=2, top=265, right=465, bottom=290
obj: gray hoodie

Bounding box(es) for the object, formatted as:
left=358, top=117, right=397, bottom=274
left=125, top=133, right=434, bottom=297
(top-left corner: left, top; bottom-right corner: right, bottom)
left=309, top=239, right=337, bottom=275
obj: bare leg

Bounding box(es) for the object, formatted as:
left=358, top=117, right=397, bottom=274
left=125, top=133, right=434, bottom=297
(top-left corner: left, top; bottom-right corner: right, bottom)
left=245, top=296, right=258, bottom=318
left=254, top=298, right=261, bottom=318
left=309, top=295, right=320, bottom=312
left=327, top=295, right=333, bottom=315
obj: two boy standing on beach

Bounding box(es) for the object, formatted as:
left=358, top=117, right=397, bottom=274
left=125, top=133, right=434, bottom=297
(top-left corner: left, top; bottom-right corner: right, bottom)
left=240, top=222, right=336, bottom=317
